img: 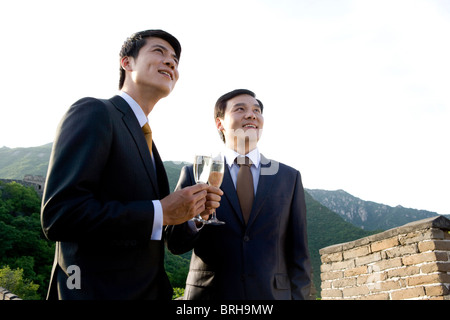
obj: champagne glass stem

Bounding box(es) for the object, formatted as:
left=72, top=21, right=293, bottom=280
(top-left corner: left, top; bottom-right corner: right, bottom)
left=205, top=208, right=225, bottom=225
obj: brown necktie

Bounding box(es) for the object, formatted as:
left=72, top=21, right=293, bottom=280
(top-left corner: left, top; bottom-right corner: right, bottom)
left=236, top=156, right=254, bottom=224
left=142, top=122, right=152, bottom=155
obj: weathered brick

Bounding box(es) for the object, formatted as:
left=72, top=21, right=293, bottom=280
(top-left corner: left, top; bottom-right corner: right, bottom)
left=418, top=240, right=450, bottom=252
left=332, top=277, right=357, bottom=288
left=407, top=273, right=448, bottom=286
left=321, top=251, right=343, bottom=263
left=344, top=266, right=367, bottom=277
left=356, top=274, right=370, bottom=286
left=354, top=267, right=387, bottom=286
left=343, top=245, right=370, bottom=260
left=4, top=292, right=19, bottom=300
left=321, top=288, right=343, bottom=298
left=427, top=296, right=449, bottom=300
left=425, top=285, right=449, bottom=297
left=321, top=281, right=332, bottom=289
left=343, top=285, right=370, bottom=297
left=384, top=244, right=417, bottom=259
left=355, top=252, right=382, bottom=266
left=402, top=251, right=447, bottom=266
left=320, top=263, right=332, bottom=273
left=391, top=287, right=425, bottom=300
left=428, top=228, right=446, bottom=240
left=371, top=237, right=399, bottom=252
left=399, top=228, right=445, bottom=245
left=387, top=265, right=420, bottom=278
left=356, top=292, right=390, bottom=300
left=320, top=270, right=343, bottom=281
left=371, top=279, right=401, bottom=293
left=420, top=262, right=450, bottom=273
left=328, top=259, right=356, bottom=271
left=361, top=272, right=387, bottom=288
left=376, top=257, right=403, bottom=271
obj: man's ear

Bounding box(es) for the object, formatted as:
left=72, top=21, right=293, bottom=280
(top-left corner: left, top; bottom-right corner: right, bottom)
left=215, top=117, right=224, bottom=131
left=120, top=56, right=133, bottom=71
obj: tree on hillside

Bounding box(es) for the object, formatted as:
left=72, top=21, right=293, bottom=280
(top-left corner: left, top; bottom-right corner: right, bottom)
left=0, top=181, right=54, bottom=299
left=0, top=266, right=40, bottom=300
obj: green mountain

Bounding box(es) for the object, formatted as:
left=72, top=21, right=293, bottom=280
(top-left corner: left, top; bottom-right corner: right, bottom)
left=0, top=143, right=52, bottom=179
left=306, top=189, right=440, bottom=231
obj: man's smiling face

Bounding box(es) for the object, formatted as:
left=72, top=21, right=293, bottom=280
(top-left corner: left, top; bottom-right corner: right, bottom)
left=128, top=37, right=180, bottom=98
left=216, top=94, right=264, bottom=154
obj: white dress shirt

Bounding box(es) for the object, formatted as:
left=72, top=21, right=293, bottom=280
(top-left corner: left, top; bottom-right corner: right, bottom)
left=223, top=147, right=261, bottom=195
left=118, top=91, right=163, bottom=241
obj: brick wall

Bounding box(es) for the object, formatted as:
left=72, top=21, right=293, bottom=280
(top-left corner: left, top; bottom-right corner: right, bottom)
left=0, top=287, right=22, bottom=300
left=320, top=216, right=450, bottom=300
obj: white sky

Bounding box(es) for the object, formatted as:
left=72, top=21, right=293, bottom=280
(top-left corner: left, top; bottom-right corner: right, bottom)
left=1, top=0, right=449, bottom=215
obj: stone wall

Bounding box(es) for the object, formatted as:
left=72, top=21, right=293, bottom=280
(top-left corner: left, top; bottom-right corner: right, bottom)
left=0, top=287, right=22, bottom=300
left=320, top=216, right=450, bottom=300
left=0, top=175, right=45, bottom=197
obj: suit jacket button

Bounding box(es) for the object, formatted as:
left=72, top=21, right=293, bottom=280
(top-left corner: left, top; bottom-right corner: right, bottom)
left=243, top=236, right=250, bottom=242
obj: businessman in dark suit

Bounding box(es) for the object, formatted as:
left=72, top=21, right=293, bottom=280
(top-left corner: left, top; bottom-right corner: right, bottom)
left=41, top=30, right=222, bottom=300
left=166, top=89, right=312, bottom=300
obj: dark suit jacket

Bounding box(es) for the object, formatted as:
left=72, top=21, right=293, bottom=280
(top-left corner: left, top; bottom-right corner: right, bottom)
left=166, top=156, right=312, bottom=300
left=41, top=95, right=172, bottom=300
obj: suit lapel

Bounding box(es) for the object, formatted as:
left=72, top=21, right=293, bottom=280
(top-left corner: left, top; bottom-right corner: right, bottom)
left=152, top=142, right=170, bottom=197
left=109, top=95, right=160, bottom=197
left=222, top=161, right=245, bottom=225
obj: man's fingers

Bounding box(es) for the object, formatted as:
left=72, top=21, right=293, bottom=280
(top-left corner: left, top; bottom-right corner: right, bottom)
left=194, top=197, right=207, bottom=216
left=207, top=185, right=223, bottom=196
left=189, top=183, right=209, bottom=194
left=206, top=193, right=221, bottom=202
left=162, top=183, right=222, bottom=225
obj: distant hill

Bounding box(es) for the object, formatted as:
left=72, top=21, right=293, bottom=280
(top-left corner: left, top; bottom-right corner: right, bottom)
left=0, top=143, right=52, bottom=179
left=0, top=143, right=189, bottom=190
left=306, top=189, right=441, bottom=231
left=163, top=160, right=190, bottom=192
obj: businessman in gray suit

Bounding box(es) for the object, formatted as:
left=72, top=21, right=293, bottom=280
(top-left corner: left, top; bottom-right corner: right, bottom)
left=41, top=30, right=222, bottom=300
left=166, top=89, right=312, bottom=300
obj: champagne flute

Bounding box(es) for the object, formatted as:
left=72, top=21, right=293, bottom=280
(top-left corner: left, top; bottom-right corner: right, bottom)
left=193, top=154, right=212, bottom=224
left=204, top=152, right=225, bottom=225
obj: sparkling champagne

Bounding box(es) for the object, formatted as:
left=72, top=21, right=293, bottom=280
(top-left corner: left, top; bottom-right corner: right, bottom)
left=208, top=163, right=224, bottom=187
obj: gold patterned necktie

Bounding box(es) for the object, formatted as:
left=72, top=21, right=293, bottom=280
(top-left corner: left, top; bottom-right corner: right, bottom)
left=236, top=156, right=254, bottom=224
left=142, top=122, right=152, bottom=155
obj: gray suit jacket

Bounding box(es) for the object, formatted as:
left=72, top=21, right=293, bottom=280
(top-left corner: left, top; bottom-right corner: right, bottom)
left=41, top=96, right=172, bottom=300
left=166, top=156, right=312, bottom=300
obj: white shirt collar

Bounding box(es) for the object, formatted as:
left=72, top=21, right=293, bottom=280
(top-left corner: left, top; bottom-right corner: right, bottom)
left=118, top=91, right=148, bottom=127
left=224, top=147, right=260, bottom=168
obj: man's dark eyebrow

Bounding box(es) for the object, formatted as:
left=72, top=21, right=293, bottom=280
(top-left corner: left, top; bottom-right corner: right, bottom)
left=151, top=44, right=179, bottom=62
left=233, top=102, right=261, bottom=109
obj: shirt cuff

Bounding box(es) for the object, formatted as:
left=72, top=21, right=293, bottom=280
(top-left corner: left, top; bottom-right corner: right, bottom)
left=151, top=200, right=163, bottom=240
